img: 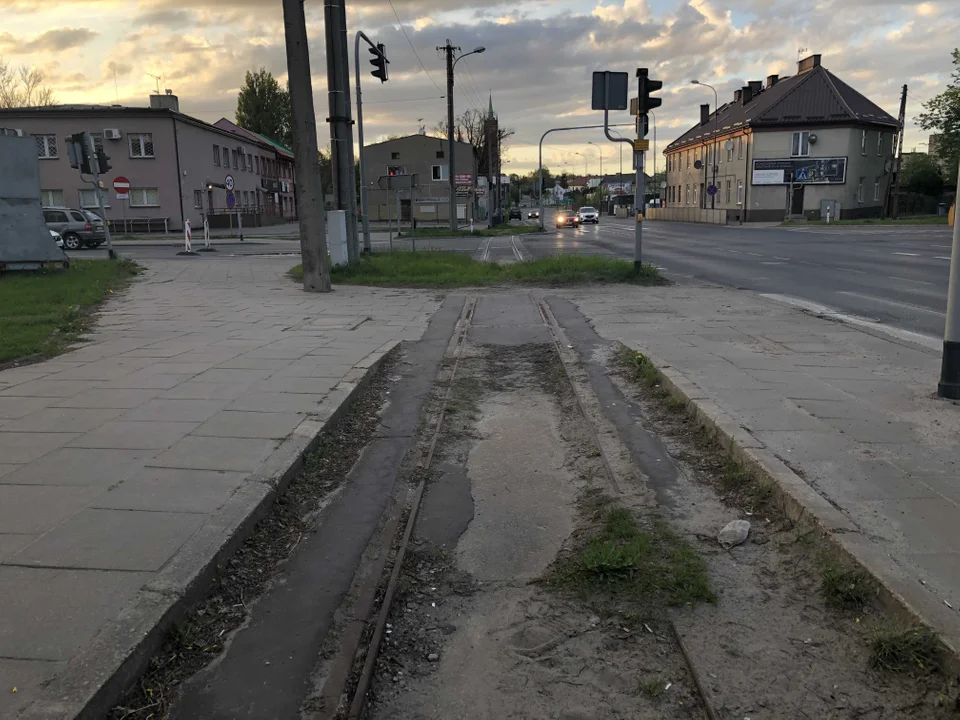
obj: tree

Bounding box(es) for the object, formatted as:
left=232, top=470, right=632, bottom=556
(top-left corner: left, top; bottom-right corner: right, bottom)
left=0, top=58, right=55, bottom=108
left=236, top=68, right=292, bottom=147
left=917, top=48, right=960, bottom=182
left=901, top=153, right=945, bottom=196
left=435, top=109, right=515, bottom=178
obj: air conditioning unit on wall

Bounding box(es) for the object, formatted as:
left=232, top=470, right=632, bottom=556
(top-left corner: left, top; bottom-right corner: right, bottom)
left=103, top=128, right=122, bottom=140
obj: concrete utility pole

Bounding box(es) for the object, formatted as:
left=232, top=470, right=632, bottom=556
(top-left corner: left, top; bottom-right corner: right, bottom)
left=891, top=84, right=908, bottom=219
left=282, top=0, right=331, bottom=291
left=324, top=0, right=358, bottom=262
left=938, top=162, right=960, bottom=398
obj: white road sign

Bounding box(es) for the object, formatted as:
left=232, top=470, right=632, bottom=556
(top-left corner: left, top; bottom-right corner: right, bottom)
left=224, top=174, right=235, bottom=191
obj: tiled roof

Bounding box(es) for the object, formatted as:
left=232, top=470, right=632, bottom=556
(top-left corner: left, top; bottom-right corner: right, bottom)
left=666, top=65, right=897, bottom=152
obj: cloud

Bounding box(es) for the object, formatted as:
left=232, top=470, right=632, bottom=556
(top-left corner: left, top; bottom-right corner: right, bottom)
left=0, top=27, right=98, bottom=53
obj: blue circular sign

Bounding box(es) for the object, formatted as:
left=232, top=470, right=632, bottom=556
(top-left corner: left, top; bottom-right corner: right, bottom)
left=707, top=184, right=718, bottom=196
left=226, top=192, right=236, bottom=209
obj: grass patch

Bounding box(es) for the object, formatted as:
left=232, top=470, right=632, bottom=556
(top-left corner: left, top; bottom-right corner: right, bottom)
left=290, top=251, right=663, bottom=288
left=397, top=223, right=542, bottom=238
left=783, top=216, right=948, bottom=226
left=618, top=347, right=661, bottom=387
left=869, top=627, right=942, bottom=674
left=820, top=558, right=876, bottom=611
left=0, top=259, right=141, bottom=366
left=637, top=676, right=664, bottom=698
left=549, top=506, right=714, bottom=609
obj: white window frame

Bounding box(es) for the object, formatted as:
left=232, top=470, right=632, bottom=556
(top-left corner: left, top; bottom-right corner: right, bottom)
left=857, top=180, right=864, bottom=204
left=214, top=145, right=221, bottom=167
left=861, top=130, right=867, bottom=155
left=129, top=133, right=154, bottom=158
left=738, top=136, right=744, bottom=159
left=34, top=134, right=58, bottom=159
left=78, top=188, right=109, bottom=209
left=40, top=189, right=64, bottom=206
left=877, top=132, right=883, bottom=157
left=791, top=131, right=810, bottom=157
left=431, top=164, right=447, bottom=181
left=737, top=180, right=744, bottom=205
left=727, top=142, right=733, bottom=162
left=725, top=180, right=731, bottom=204
left=129, top=187, right=160, bottom=208
left=873, top=178, right=880, bottom=202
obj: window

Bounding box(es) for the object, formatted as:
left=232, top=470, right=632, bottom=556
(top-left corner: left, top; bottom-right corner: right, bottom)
left=43, top=209, right=69, bottom=223
left=693, top=184, right=699, bottom=207
left=857, top=180, right=863, bottom=204
left=877, top=133, right=883, bottom=156
left=436, top=150, right=444, bottom=159
left=246, top=154, right=252, bottom=171
left=129, top=133, right=154, bottom=158
left=34, top=134, right=57, bottom=158
left=431, top=164, right=448, bottom=181
left=727, top=142, right=733, bottom=161
left=860, top=130, right=867, bottom=155
left=738, top=136, right=744, bottom=159
left=736, top=180, right=743, bottom=205
left=725, top=180, right=731, bottom=204
left=686, top=150, right=690, bottom=168
left=873, top=178, right=880, bottom=202
left=391, top=151, right=400, bottom=159
left=194, top=190, right=203, bottom=208
left=129, top=187, right=160, bottom=207
left=791, top=131, right=809, bottom=157
left=40, top=189, right=64, bottom=206
left=685, top=184, right=690, bottom=204
left=78, top=188, right=108, bottom=208
left=243, top=191, right=250, bottom=206
left=667, top=155, right=672, bottom=172
left=255, top=156, right=260, bottom=174
left=232, top=150, right=238, bottom=169
left=214, top=145, right=221, bottom=166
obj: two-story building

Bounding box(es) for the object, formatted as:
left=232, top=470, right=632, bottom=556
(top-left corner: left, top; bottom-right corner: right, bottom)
left=0, top=93, right=296, bottom=233
left=363, top=133, right=476, bottom=224
left=663, top=55, right=899, bottom=222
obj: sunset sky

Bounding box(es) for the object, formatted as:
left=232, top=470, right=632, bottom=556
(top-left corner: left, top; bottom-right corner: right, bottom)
left=1, top=0, right=956, bottom=174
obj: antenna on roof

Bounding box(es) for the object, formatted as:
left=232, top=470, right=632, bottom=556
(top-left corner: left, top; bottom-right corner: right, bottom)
left=146, top=73, right=162, bottom=94
left=797, top=47, right=808, bottom=63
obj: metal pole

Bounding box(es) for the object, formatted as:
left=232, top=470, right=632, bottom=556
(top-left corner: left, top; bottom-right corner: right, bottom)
left=444, top=40, right=457, bottom=232
left=938, top=162, right=960, bottom=398
left=387, top=176, right=393, bottom=249
left=712, top=86, right=718, bottom=210
left=355, top=32, right=372, bottom=253
left=892, top=83, right=908, bottom=219
left=635, top=148, right=644, bottom=269
left=94, top=175, right=116, bottom=259
left=282, top=0, right=331, bottom=291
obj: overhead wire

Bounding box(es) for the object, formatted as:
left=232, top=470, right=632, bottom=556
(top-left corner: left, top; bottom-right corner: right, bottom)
left=386, top=0, right=444, bottom=93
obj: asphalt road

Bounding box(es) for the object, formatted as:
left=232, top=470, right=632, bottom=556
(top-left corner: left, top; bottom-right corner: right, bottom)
left=523, top=208, right=954, bottom=341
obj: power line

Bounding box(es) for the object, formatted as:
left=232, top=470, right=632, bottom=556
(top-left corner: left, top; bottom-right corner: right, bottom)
left=386, top=0, right=444, bottom=93
left=458, top=57, right=486, bottom=108
left=366, top=95, right=445, bottom=105
left=453, top=68, right=484, bottom=112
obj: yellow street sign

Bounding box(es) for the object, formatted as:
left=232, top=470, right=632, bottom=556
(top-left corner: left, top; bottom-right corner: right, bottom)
left=634, top=139, right=650, bottom=151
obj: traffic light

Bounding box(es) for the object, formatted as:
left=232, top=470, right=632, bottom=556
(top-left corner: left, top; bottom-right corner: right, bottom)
left=369, top=43, right=389, bottom=83
left=637, top=67, right=662, bottom=117
left=67, top=132, right=95, bottom=174
left=637, top=114, right=649, bottom=139
left=95, top=148, right=111, bottom=174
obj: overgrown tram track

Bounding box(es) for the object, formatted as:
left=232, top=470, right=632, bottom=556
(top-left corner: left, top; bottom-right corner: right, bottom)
left=331, top=294, right=719, bottom=720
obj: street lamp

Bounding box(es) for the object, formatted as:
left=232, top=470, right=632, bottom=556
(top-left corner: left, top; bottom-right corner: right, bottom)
left=691, top=79, right=719, bottom=210
left=574, top=151, right=586, bottom=178
left=609, top=129, right=625, bottom=210
left=588, top=140, right=604, bottom=210
left=445, top=44, right=486, bottom=231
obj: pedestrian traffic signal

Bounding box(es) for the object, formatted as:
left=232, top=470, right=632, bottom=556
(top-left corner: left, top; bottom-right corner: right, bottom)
left=369, top=43, right=389, bottom=83
left=637, top=67, right=662, bottom=117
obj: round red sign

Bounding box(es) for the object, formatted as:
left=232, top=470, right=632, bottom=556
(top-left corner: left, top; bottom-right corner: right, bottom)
left=113, top=176, right=131, bottom=191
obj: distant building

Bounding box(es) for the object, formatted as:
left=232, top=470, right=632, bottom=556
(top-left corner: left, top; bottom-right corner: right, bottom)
left=362, top=133, right=476, bottom=224
left=663, top=54, right=899, bottom=222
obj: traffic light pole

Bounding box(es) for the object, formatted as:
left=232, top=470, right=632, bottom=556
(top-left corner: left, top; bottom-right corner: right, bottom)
left=938, top=161, right=960, bottom=398
left=355, top=32, right=372, bottom=254
left=92, top=171, right=116, bottom=259
left=602, top=108, right=637, bottom=266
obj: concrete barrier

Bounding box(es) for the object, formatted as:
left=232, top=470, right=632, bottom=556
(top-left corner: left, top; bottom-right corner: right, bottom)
left=646, top=206, right=727, bottom=225
left=0, top=135, right=69, bottom=270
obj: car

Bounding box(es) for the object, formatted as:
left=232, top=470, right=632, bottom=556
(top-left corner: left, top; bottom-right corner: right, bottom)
left=578, top=206, right=600, bottom=224
left=50, top=229, right=63, bottom=248
left=509, top=208, right=522, bottom=220
left=42, top=207, right=106, bottom=250
left=555, top=211, right=580, bottom=228
left=528, top=210, right=540, bottom=219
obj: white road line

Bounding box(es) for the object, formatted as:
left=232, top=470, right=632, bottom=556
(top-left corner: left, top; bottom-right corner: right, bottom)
left=887, top=275, right=934, bottom=286
left=893, top=252, right=919, bottom=257
left=842, top=268, right=867, bottom=274
left=760, top=261, right=785, bottom=265
left=774, top=256, right=791, bottom=261
left=745, top=252, right=762, bottom=257
left=727, top=249, right=743, bottom=254
left=760, top=294, right=940, bottom=351
left=836, top=290, right=945, bottom=317
left=509, top=236, right=523, bottom=262
left=936, top=256, right=951, bottom=261
left=480, top=237, right=493, bottom=262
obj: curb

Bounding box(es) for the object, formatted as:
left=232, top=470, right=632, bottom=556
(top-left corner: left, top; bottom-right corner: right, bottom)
left=617, top=341, right=960, bottom=676
left=21, top=341, right=402, bottom=720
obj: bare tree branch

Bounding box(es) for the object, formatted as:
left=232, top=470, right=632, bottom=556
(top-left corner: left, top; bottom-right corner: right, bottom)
left=0, top=57, right=56, bottom=108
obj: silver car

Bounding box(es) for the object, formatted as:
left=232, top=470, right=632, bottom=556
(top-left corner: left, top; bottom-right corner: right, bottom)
left=42, top=207, right=106, bottom=250
left=578, top=206, right=600, bottom=224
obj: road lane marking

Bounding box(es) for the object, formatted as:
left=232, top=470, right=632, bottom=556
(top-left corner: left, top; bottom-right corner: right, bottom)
left=887, top=275, right=934, bottom=286
left=760, top=294, right=940, bottom=351
left=727, top=249, right=743, bottom=254
left=936, top=256, right=951, bottom=261
left=836, top=290, right=945, bottom=316
left=480, top=237, right=493, bottom=262
left=760, top=261, right=785, bottom=265
left=893, top=252, right=919, bottom=257
left=746, top=252, right=762, bottom=257
left=774, top=256, right=791, bottom=261
left=842, top=268, right=867, bottom=274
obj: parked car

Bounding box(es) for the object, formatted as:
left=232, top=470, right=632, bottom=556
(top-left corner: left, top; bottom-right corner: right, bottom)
left=527, top=210, right=540, bottom=219
left=577, top=206, right=600, bottom=224
left=509, top=208, right=522, bottom=220
left=42, top=207, right=106, bottom=250
left=49, top=229, right=63, bottom=248
left=555, top=211, right=580, bottom=228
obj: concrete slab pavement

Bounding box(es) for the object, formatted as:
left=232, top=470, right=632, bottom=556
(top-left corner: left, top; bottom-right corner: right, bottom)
left=0, top=256, right=440, bottom=718
left=567, top=284, right=960, bottom=654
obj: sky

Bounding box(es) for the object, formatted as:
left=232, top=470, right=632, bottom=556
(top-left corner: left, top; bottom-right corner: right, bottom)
left=0, top=0, right=956, bottom=175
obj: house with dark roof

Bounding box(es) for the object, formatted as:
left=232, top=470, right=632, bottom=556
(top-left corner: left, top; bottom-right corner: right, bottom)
left=662, top=54, right=899, bottom=222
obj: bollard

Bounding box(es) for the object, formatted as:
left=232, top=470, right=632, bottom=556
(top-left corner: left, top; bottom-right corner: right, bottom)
left=176, top=219, right=199, bottom=256
left=198, top=216, right=218, bottom=252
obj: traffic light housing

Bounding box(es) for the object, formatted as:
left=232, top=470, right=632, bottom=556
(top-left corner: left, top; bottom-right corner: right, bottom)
left=637, top=68, right=662, bottom=117
left=95, top=148, right=111, bottom=174
left=67, top=132, right=95, bottom=174
left=369, top=43, right=389, bottom=83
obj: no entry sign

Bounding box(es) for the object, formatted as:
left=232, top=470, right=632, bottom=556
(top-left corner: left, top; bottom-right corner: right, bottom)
left=113, top=176, right=130, bottom=199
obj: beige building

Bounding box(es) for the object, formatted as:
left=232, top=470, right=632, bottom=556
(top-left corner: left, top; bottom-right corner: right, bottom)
left=663, top=55, right=899, bottom=222
left=0, top=93, right=296, bottom=232
left=363, top=133, right=477, bottom=224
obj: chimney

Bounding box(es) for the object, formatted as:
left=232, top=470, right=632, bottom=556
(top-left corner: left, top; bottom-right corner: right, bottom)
left=766, top=74, right=779, bottom=89
left=741, top=85, right=753, bottom=105
left=797, top=53, right=821, bottom=74
left=149, top=91, right=179, bottom=113
left=748, top=80, right=762, bottom=95
left=734, top=89, right=742, bottom=103
left=700, top=103, right=710, bottom=126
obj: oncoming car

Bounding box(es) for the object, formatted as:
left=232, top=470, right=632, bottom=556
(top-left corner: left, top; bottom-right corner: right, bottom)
left=527, top=209, right=540, bottom=220
left=555, top=211, right=580, bottom=228
left=509, top=207, right=522, bottom=220
left=577, top=206, right=600, bottom=224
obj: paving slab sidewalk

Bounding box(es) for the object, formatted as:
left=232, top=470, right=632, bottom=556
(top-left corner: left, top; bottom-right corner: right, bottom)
left=0, top=257, right=439, bottom=718
left=567, top=285, right=960, bottom=646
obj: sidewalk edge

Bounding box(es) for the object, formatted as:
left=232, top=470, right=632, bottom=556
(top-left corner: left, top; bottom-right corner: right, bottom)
left=22, top=341, right=402, bottom=720
left=617, top=340, right=960, bottom=676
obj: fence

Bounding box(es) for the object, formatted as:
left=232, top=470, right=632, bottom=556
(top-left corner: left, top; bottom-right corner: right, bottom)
left=645, top=207, right=727, bottom=225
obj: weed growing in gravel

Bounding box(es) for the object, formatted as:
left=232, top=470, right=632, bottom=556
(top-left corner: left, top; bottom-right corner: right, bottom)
left=549, top=506, right=715, bottom=609
left=637, top=676, right=664, bottom=698
left=820, top=559, right=876, bottom=611
left=869, top=627, right=942, bottom=674
left=618, top=346, right=660, bottom=387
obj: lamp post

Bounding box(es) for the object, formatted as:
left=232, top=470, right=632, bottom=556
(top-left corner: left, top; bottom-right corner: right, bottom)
left=443, top=43, right=485, bottom=231
left=588, top=140, right=604, bottom=210
left=691, top=80, right=718, bottom=210
left=574, top=151, right=586, bottom=178
left=610, top=129, right=625, bottom=210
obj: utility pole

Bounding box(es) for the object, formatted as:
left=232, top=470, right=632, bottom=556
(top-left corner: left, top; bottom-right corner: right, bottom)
left=891, top=84, right=908, bottom=219
left=282, top=0, right=330, bottom=291
left=938, top=161, right=960, bottom=399
left=324, top=0, right=357, bottom=262
left=356, top=33, right=389, bottom=254
left=441, top=40, right=459, bottom=232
